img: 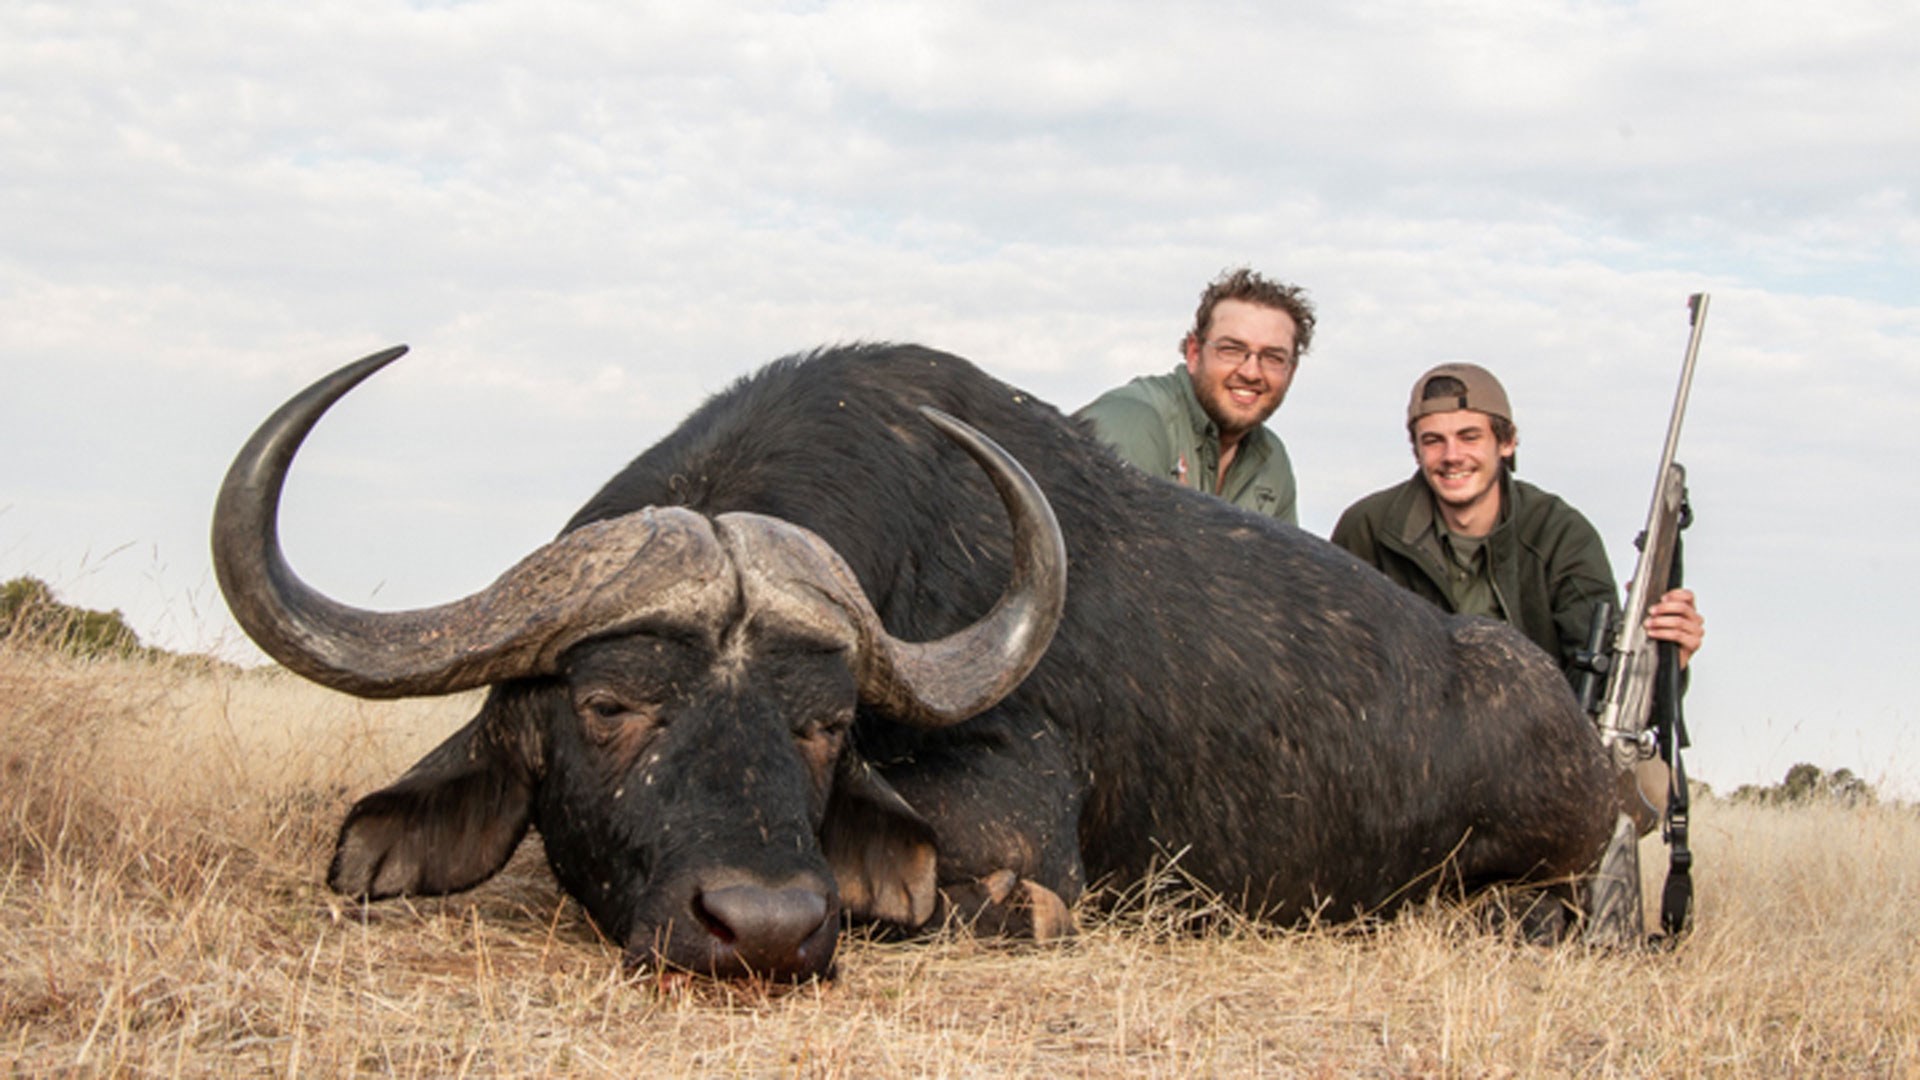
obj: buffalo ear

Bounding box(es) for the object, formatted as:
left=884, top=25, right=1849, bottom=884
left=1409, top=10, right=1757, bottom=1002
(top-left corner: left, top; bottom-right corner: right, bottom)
left=328, top=698, right=542, bottom=899
left=820, top=755, right=939, bottom=928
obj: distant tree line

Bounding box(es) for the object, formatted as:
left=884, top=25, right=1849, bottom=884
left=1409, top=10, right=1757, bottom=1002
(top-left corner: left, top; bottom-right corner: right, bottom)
left=1728, top=762, right=1879, bottom=807
left=1, top=575, right=161, bottom=660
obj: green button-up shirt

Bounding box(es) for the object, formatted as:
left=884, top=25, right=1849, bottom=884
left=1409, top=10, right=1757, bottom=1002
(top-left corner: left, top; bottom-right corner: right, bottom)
left=1075, top=367, right=1299, bottom=524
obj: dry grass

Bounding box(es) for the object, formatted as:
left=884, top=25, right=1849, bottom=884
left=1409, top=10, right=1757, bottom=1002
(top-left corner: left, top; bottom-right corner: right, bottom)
left=3, top=645, right=1915, bottom=1078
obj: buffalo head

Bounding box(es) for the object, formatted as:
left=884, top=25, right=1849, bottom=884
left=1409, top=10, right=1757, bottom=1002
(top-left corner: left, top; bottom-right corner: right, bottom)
left=211, top=347, right=1067, bottom=980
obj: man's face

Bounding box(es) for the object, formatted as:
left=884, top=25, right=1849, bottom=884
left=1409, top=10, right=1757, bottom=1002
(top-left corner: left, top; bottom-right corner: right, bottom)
left=1412, top=410, right=1515, bottom=517
left=1182, top=299, right=1300, bottom=439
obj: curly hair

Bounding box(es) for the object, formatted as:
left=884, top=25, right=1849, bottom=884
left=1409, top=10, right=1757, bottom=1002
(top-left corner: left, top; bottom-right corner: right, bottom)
left=1185, top=267, right=1317, bottom=358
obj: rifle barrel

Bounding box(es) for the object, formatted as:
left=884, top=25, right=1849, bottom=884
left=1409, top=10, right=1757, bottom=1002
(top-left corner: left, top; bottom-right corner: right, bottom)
left=1622, top=294, right=1710, bottom=623
left=1655, top=294, right=1711, bottom=483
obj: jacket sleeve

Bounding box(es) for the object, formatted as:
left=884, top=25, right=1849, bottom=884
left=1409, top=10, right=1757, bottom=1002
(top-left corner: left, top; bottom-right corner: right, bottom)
left=1542, top=507, right=1620, bottom=673
left=1264, top=439, right=1300, bottom=526
left=1074, top=393, right=1176, bottom=481
left=1330, top=499, right=1384, bottom=569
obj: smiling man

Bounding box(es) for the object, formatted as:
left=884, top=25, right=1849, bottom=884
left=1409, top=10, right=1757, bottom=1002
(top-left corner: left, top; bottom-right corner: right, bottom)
left=1331, top=363, right=1704, bottom=682
left=1075, top=268, right=1316, bottom=524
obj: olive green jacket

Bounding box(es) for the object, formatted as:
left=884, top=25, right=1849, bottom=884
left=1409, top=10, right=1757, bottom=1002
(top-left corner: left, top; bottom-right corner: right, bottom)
left=1330, top=472, right=1618, bottom=681
left=1075, top=367, right=1298, bottom=524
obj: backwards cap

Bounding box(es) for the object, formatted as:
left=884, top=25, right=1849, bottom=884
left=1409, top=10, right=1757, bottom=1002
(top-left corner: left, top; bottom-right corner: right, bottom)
left=1406, top=362, right=1512, bottom=427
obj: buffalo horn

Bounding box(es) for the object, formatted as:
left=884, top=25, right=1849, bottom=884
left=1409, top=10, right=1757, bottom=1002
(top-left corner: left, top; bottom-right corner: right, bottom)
left=715, top=406, right=1067, bottom=727
left=856, top=407, right=1066, bottom=725
left=210, top=348, right=736, bottom=697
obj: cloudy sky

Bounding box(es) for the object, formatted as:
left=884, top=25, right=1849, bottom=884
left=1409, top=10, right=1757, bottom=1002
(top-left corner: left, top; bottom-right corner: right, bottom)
left=4, top=1, right=1916, bottom=797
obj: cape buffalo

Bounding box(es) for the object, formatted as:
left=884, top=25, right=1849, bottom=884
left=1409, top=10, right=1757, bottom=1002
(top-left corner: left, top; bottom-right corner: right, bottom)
left=213, top=343, right=1620, bottom=980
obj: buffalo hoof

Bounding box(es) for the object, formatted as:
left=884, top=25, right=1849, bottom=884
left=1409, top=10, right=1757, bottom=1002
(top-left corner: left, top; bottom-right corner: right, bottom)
left=951, top=869, right=1077, bottom=941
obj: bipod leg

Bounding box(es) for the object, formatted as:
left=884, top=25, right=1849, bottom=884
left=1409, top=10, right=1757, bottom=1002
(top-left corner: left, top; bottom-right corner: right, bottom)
left=1583, top=812, right=1645, bottom=948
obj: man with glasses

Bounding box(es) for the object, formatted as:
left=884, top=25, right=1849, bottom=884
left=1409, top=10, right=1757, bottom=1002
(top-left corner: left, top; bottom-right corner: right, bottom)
left=1076, top=268, right=1316, bottom=524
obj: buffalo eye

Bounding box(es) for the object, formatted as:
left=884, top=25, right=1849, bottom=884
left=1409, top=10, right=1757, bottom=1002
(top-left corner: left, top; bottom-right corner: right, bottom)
left=793, top=708, right=852, bottom=783
left=572, top=689, right=652, bottom=744
left=795, top=707, right=852, bottom=741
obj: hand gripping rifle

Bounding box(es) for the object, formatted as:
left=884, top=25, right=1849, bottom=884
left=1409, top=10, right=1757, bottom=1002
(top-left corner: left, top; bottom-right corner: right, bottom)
left=1571, top=293, right=1708, bottom=944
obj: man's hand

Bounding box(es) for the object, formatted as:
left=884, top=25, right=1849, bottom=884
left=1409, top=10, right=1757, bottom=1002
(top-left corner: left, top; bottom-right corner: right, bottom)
left=1645, top=588, right=1704, bottom=668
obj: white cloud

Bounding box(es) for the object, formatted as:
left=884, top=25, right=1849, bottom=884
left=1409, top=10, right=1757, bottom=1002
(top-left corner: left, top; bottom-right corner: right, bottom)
left=2, top=0, right=1916, bottom=795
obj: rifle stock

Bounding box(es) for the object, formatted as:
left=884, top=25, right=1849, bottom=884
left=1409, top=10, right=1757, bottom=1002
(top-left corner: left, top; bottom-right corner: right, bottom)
left=1595, top=462, right=1689, bottom=767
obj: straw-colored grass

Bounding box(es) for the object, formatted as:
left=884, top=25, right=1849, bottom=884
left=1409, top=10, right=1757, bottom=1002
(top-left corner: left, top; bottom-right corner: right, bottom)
left=3, top=644, right=1915, bottom=1077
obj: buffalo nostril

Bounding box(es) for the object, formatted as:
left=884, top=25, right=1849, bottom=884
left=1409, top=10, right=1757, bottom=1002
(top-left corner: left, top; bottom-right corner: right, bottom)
left=694, top=884, right=830, bottom=957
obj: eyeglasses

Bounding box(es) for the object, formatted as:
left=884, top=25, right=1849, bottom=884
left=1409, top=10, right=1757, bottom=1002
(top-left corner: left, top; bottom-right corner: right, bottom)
left=1206, top=338, right=1295, bottom=371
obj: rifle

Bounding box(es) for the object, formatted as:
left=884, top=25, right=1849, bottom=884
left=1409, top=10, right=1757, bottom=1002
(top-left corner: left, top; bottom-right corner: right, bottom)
left=1572, top=293, right=1708, bottom=944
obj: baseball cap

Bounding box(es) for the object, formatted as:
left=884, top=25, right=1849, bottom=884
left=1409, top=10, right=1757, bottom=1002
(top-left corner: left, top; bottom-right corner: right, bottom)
left=1406, top=363, right=1512, bottom=426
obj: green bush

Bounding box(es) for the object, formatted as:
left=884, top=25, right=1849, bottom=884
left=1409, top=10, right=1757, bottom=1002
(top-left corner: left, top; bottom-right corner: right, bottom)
left=1, top=575, right=151, bottom=659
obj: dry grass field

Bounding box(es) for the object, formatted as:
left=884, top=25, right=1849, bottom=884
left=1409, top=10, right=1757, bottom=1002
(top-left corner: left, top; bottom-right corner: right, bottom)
left=3, top=642, right=1916, bottom=1077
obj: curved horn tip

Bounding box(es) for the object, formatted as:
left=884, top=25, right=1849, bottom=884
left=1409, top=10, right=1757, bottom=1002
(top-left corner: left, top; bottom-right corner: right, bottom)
left=360, top=343, right=410, bottom=368
left=918, top=406, right=1000, bottom=459
left=917, top=404, right=962, bottom=435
